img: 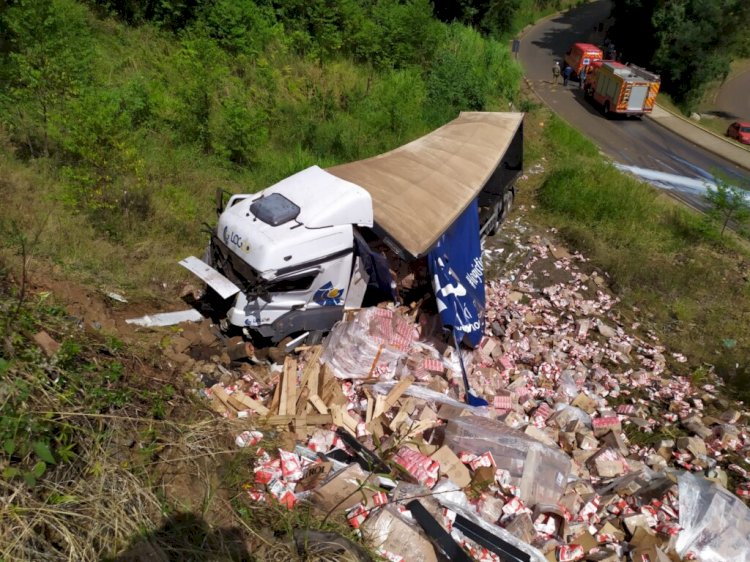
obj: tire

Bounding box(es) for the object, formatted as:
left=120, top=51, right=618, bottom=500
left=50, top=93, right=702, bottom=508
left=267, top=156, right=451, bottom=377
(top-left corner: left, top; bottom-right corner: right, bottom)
left=603, top=102, right=611, bottom=119
left=500, top=188, right=515, bottom=222
left=486, top=206, right=500, bottom=237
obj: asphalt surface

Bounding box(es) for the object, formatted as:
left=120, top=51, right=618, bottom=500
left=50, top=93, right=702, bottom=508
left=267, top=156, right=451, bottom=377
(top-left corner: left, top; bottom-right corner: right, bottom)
left=518, top=0, right=750, bottom=211
left=715, top=70, right=750, bottom=122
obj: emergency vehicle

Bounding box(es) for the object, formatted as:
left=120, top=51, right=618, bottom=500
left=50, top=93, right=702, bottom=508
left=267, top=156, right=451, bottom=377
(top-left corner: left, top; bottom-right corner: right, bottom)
left=583, top=61, right=660, bottom=118
left=564, top=42, right=603, bottom=79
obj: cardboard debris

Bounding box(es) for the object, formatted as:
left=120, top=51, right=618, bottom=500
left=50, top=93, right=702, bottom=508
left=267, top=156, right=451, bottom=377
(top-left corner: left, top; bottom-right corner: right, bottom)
left=33, top=331, right=60, bottom=357
left=187, top=230, right=750, bottom=562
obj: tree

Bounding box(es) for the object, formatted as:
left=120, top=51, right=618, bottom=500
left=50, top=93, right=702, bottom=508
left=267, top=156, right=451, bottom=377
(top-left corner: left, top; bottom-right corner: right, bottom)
left=2, top=0, right=93, bottom=157
left=611, top=0, right=750, bottom=110
left=706, top=176, right=750, bottom=236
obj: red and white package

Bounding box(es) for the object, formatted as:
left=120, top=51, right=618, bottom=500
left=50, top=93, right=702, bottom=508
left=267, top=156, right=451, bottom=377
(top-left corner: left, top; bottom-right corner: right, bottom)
left=235, top=430, right=263, bottom=448
left=533, top=513, right=557, bottom=537
left=246, top=489, right=267, bottom=503
left=394, top=447, right=439, bottom=488
left=592, top=415, right=620, bottom=433
left=494, top=468, right=512, bottom=488
left=254, top=464, right=282, bottom=485
left=267, top=478, right=296, bottom=508
left=501, top=496, right=526, bottom=517
left=458, top=452, right=479, bottom=465
left=469, top=451, right=496, bottom=471
left=578, top=496, right=601, bottom=522
left=493, top=394, right=513, bottom=411
left=422, top=358, right=444, bottom=372
left=557, top=544, right=585, bottom=561
left=346, top=503, right=370, bottom=529
left=371, top=491, right=388, bottom=506
left=278, top=449, right=304, bottom=481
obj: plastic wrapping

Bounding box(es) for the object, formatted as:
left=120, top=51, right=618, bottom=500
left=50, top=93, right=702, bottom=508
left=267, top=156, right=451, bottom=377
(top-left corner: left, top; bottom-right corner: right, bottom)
left=431, top=480, right=547, bottom=562
left=444, top=415, right=571, bottom=506
left=371, top=382, right=493, bottom=418
left=676, top=472, right=750, bottom=562
left=361, top=505, right=438, bottom=562
left=552, top=403, right=592, bottom=428
left=322, top=308, right=416, bottom=380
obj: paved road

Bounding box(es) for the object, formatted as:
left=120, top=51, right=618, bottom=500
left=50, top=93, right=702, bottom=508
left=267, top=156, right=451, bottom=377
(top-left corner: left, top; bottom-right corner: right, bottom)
left=518, top=0, right=750, bottom=210
left=715, top=70, right=750, bottom=121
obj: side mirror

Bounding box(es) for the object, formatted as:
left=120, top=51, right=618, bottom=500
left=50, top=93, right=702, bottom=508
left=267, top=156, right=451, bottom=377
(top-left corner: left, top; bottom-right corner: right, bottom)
left=215, top=188, right=228, bottom=217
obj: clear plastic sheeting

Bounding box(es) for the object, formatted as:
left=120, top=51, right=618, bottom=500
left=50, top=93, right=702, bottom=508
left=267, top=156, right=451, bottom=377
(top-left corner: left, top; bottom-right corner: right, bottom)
left=676, top=472, right=750, bottom=562
left=125, top=308, right=204, bottom=327
left=444, top=415, right=571, bottom=506
left=371, top=382, right=492, bottom=418
left=430, top=480, right=547, bottom=562
left=321, top=308, right=417, bottom=380
left=361, top=505, right=438, bottom=562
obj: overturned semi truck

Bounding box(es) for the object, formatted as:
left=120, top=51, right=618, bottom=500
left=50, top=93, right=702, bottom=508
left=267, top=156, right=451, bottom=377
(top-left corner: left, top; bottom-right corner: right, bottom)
left=180, top=111, right=524, bottom=348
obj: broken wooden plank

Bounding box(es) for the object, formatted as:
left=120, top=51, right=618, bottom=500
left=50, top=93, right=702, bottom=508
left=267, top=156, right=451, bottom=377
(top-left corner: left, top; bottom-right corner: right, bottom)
left=210, top=384, right=241, bottom=416
left=295, top=411, right=307, bottom=440
left=374, top=376, right=414, bottom=418
left=278, top=357, right=297, bottom=416
left=308, top=394, right=329, bottom=415
left=227, top=391, right=270, bottom=416
left=364, top=389, right=374, bottom=424
left=330, top=404, right=358, bottom=437
left=320, top=364, right=346, bottom=407
left=304, top=348, right=322, bottom=413
left=208, top=396, right=229, bottom=415
left=296, top=387, right=311, bottom=416
left=266, top=414, right=332, bottom=426
left=269, top=371, right=283, bottom=414
left=299, top=345, right=323, bottom=387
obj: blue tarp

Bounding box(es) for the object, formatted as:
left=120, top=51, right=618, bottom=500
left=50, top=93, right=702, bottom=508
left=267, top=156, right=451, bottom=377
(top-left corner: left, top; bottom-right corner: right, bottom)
left=428, top=199, right=485, bottom=347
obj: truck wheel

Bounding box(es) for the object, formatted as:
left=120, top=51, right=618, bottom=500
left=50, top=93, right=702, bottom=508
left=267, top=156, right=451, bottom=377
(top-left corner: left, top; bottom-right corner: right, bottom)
left=602, top=102, right=611, bottom=118
left=500, top=188, right=515, bottom=222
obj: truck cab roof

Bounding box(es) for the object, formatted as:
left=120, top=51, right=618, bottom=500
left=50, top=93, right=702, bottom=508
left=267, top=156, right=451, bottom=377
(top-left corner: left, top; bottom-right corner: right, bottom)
left=217, top=166, right=373, bottom=274
left=572, top=42, right=601, bottom=52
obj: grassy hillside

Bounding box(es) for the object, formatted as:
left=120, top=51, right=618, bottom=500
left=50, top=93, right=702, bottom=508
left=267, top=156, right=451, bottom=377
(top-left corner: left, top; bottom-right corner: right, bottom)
left=0, top=0, right=522, bottom=295
left=3, top=1, right=750, bottom=559
left=520, top=105, right=750, bottom=399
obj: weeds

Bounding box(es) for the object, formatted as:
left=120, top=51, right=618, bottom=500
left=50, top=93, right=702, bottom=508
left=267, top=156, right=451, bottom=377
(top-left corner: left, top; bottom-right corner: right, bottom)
left=529, top=111, right=750, bottom=399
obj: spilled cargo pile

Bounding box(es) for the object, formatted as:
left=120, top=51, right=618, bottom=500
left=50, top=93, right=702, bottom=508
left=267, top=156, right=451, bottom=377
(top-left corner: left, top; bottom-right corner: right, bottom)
left=196, top=225, right=750, bottom=562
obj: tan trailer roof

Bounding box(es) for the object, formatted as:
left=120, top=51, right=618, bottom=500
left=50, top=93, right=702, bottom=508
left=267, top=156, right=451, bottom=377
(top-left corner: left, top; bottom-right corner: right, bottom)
left=327, top=111, right=524, bottom=258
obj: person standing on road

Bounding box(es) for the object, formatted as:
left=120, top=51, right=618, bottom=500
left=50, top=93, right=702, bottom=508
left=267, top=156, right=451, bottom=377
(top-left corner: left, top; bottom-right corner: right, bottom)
left=563, top=64, right=572, bottom=86
left=579, top=66, right=587, bottom=89
left=552, top=61, right=560, bottom=84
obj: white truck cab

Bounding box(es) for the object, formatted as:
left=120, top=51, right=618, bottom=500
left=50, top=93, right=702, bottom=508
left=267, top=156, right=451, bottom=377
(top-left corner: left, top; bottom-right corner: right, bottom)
left=181, top=112, right=524, bottom=345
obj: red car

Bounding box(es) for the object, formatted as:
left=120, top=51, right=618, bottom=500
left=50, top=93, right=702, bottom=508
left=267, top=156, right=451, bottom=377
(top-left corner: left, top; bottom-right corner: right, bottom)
left=726, top=121, right=750, bottom=145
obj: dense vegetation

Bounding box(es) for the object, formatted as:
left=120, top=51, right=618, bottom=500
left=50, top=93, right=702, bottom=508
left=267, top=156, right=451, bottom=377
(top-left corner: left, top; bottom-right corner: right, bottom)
left=0, top=0, right=525, bottom=279
left=609, top=0, right=750, bottom=111
left=2, top=1, right=750, bottom=558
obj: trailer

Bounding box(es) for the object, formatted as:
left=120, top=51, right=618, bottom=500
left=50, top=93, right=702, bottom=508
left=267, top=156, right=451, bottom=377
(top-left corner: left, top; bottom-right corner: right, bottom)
left=181, top=112, right=524, bottom=348
left=584, top=61, right=660, bottom=118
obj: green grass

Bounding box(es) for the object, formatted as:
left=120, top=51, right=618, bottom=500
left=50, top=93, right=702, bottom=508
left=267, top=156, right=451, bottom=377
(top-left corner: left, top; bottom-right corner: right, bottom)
left=527, top=109, right=750, bottom=400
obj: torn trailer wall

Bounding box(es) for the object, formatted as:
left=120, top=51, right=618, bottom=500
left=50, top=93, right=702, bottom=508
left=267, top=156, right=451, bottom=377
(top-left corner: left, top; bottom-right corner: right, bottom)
left=327, top=111, right=524, bottom=259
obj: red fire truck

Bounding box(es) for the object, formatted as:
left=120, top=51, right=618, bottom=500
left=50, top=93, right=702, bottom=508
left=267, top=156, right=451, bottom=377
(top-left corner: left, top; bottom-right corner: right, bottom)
left=564, top=42, right=603, bottom=79
left=583, top=61, right=660, bottom=118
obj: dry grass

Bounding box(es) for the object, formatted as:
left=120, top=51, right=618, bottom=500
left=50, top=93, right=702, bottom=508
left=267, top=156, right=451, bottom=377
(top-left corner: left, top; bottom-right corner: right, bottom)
left=0, top=417, right=162, bottom=561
